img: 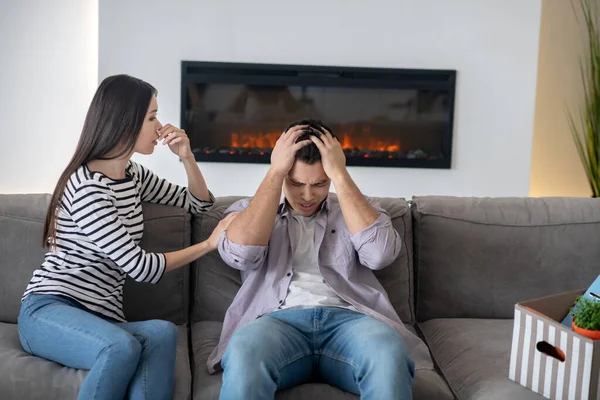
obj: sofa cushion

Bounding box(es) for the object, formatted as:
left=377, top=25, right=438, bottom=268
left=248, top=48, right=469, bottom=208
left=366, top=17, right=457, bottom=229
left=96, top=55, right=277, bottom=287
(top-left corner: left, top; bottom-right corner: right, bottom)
left=419, top=318, right=545, bottom=400
left=412, top=196, right=600, bottom=321
left=0, top=194, right=192, bottom=325
left=0, top=321, right=191, bottom=400
left=191, top=321, right=453, bottom=400
left=0, top=194, right=51, bottom=323
left=123, top=202, right=191, bottom=325
left=0, top=321, right=84, bottom=399
left=190, top=196, right=416, bottom=324
left=374, top=197, right=415, bottom=324
left=190, top=197, right=245, bottom=323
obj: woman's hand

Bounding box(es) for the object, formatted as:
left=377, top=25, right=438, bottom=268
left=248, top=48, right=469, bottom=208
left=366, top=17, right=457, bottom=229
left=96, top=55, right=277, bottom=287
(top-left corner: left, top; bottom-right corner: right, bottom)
left=207, top=212, right=239, bottom=250
left=157, top=124, right=193, bottom=160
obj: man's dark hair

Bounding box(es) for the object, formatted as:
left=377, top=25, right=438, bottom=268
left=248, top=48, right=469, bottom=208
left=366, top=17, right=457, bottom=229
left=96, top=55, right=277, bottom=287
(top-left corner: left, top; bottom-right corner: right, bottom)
left=283, top=119, right=336, bottom=165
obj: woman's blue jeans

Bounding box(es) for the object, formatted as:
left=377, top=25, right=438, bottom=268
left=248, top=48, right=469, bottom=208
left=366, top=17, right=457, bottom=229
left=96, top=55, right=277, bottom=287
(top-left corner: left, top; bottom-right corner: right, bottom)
left=18, top=294, right=178, bottom=400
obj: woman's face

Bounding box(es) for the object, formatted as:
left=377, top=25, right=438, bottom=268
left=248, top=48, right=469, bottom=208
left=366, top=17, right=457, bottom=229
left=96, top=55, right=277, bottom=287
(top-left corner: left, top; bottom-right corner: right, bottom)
left=133, top=95, right=162, bottom=155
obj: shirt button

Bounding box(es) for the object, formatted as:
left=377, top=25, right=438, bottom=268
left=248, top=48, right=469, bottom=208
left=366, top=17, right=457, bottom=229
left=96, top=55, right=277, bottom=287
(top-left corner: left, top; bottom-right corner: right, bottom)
left=331, top=229, right=336, bottom=234
left=287, top=272, right=291, bottom=277
left=279, top=300, right=283, bottom=304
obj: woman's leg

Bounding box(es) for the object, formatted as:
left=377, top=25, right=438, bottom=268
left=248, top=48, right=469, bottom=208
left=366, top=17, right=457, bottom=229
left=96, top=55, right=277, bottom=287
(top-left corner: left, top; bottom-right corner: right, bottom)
left=18, top=294, right=142, bottom=400
left=116, top=320, right=178, bottom=400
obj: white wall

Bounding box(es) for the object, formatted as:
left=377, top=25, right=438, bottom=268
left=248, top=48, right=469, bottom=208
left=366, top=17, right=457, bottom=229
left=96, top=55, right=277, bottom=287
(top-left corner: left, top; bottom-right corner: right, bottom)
left=529, top=0, right=593, bottom=197
left=0, top=0, right=98, bottom=194
left=97, top=0, right=540, bottom=198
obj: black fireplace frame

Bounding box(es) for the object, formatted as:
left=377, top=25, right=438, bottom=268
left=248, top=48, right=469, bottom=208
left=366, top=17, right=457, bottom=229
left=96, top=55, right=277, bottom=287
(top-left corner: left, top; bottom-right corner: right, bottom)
left=181, top=61, right=456, bottom=169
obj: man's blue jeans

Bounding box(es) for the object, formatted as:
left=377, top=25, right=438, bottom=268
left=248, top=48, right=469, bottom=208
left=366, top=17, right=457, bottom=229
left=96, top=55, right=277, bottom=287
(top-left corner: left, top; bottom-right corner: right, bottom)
left=220, top=307, right=415, bottom=400
left=17, top=294, right=178, bottom=400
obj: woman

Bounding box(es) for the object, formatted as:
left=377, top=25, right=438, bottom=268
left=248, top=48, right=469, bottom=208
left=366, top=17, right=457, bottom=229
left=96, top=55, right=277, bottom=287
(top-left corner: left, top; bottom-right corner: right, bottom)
left=17, top=74, right=234, bottom=400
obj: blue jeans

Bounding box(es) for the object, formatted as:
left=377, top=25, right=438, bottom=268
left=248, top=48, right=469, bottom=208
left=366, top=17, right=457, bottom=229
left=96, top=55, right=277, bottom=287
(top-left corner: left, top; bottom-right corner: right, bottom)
left=17, top=294, right=178, bottom=400
left=220, top=307, right=415, bottom=400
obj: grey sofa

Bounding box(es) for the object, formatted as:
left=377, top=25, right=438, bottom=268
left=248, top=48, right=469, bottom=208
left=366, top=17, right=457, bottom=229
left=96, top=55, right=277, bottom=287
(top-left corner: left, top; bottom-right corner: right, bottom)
left=1, top=193, right=599, bottom=400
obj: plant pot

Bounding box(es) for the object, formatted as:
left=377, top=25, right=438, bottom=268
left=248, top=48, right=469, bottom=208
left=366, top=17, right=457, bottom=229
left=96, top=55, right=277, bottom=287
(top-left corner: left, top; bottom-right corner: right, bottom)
left=572, top=320, right=600, bottom=340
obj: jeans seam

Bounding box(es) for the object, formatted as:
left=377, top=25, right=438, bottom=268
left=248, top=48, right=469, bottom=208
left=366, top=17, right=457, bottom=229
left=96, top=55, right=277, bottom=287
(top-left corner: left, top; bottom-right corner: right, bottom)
left=142, top=361, right=147, bottom=399
left=93, top=345, right=111, bottom=400
left=30, top=313, right=111, bottom=346
left=17, top=326, right=34, bottom=354
left=319, top=351, right=359, bottom=370
left=276, top=351, right=313, bottom=382
left=140, top=333, right=149, bottom=400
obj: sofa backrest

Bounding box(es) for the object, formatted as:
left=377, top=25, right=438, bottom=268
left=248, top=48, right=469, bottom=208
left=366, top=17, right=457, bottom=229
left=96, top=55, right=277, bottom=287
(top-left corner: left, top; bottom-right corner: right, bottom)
left=123, top=202, right=191, bottom=325
left=0, top=194, right=191, bottom=325
left=190, top=196, right=417, bottom=324
left=0, top=194, right=51, bottom=323
left=412, top=196, right=600, bottom=321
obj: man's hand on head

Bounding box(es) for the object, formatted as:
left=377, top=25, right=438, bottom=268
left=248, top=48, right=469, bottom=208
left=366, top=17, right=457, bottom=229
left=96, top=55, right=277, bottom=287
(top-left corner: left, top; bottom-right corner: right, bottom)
left=270, top=125, right=312, bottom=178
left=309, top=128, right=347, bottom=181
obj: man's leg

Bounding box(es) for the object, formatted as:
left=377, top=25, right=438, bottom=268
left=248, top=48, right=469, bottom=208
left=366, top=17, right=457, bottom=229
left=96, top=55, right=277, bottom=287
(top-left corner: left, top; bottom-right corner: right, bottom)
left=317, top=309, right=415, bottom=400
left=117, top=319, right=179, bottom=400
left=18, top=294, right=141, bottom=400
left=219, top=311, right=314, bottom=400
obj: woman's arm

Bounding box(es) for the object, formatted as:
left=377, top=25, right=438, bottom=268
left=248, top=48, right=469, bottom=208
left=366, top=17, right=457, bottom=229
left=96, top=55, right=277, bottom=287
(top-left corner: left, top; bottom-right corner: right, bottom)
left=181, top=155, right=210, bottom=201
left=164, top=213, right=237, bottom=272
left=158, top=123, right=211, bottom=201
left=134, top=161, right=213, bottom=214
left=69, top=181, right=235, bottom=281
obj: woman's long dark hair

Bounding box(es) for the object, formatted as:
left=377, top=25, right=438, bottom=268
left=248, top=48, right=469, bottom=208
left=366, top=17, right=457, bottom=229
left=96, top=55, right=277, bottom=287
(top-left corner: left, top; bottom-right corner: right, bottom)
left=42, top=74, right=157, bottom=248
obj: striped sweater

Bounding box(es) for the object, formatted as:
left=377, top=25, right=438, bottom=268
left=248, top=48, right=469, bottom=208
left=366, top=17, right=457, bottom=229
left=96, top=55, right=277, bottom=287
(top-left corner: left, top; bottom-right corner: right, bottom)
left=23, top=161, right=214, bottom=321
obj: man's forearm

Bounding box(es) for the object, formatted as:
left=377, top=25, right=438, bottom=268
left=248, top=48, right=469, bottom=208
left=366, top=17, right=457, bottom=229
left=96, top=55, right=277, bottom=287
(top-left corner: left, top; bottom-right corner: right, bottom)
left=182, top=156, right=211, bottom=201
left=226, top=167, right=284, bottom=245
left=331, top=169, right=379, bottom=234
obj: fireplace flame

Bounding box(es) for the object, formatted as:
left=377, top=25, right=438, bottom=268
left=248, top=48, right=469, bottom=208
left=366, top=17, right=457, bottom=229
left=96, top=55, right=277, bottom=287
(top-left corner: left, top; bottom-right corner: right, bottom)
left=231, top=131, right=401, bottom=152
left=231, top=132, right=279, bottom=149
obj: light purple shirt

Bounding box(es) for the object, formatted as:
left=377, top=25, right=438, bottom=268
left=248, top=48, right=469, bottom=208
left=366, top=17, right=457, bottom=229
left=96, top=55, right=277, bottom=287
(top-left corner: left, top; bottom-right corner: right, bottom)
left=208, top=193, right=433, bottom=373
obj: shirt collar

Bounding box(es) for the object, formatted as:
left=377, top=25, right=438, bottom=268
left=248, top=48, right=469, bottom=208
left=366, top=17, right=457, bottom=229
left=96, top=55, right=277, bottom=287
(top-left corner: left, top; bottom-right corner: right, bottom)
left=277, top=193, right=331, bottom=216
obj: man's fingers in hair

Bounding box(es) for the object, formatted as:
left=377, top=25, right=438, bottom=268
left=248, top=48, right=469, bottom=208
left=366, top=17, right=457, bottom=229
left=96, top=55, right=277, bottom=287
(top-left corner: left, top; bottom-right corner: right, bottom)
left=287, top=126, right=310, bottom=144
left=293, top=139, right=312, bottom=151
left=283, top=125, right=307, bottom=137
left=323, top=129, right=336, bottom=145
left=309, top=134, right=326, bottom=151
left=311, top=126, right=333, bottom=146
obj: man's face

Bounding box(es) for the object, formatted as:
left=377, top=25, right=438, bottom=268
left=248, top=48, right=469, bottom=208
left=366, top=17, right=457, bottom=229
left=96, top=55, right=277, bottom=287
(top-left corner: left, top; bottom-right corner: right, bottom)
left=283, top=160, right=331, bottom=216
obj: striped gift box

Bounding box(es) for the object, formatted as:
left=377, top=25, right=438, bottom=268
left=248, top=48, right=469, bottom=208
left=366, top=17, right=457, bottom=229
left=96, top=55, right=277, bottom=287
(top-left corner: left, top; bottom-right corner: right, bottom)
left=509, top=290, right=600, bottom=400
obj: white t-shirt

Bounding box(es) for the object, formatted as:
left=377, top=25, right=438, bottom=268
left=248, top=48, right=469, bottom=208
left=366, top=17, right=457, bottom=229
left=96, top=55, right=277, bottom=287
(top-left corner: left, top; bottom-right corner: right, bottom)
left=279, top=211, right=355, bottom=310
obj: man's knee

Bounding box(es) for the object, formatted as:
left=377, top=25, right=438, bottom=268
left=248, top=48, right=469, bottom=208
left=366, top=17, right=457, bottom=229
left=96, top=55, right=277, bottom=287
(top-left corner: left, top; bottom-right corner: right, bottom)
left=357, top=324, right=414, bottom=375
left=225, top=329, right=266, bottom=364
left=223, top=318, right=284, bottom=369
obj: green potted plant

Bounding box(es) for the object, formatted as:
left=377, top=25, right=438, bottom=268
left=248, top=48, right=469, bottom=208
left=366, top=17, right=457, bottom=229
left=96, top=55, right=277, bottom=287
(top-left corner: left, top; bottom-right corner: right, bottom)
left=571, top=297, right=600, bottom=340
left=569, top=0, right=600, bottom=197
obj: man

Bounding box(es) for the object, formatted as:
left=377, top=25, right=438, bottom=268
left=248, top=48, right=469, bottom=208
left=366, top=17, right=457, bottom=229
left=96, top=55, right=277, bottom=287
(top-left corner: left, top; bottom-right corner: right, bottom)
left=209, top=120, right=432, bottom=399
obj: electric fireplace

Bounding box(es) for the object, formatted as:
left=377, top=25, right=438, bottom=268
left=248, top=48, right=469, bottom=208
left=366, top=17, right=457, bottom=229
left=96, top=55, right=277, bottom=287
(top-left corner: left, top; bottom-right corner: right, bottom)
left=181, top=61, right=456, bottom=168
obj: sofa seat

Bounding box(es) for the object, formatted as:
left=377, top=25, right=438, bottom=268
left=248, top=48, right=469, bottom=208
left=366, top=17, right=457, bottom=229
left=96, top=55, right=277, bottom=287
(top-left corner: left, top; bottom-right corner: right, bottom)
left=0, top=321, right=85, bottom=399
left=419, top=318, right=545, bottom=400
left=0, top=322, right=192, bottom=400
left=191, top=321, right=455, bottom=400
